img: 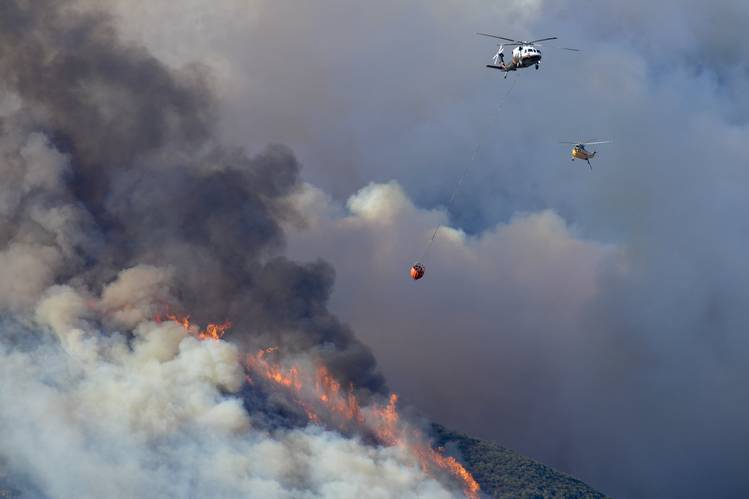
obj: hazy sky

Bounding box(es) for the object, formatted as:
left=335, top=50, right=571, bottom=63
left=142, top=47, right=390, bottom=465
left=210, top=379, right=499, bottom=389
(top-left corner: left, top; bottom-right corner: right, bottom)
left=13, top=1, right=749, bottom=497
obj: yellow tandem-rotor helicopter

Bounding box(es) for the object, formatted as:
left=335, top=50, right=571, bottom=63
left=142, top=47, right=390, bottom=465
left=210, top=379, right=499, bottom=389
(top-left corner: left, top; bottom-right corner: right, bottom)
left=560, top=140, right=612, bottom=170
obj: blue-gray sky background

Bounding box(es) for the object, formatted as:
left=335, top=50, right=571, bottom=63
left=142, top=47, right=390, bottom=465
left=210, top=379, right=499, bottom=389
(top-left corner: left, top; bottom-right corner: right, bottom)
left=94, top=1, right=749, bottom=497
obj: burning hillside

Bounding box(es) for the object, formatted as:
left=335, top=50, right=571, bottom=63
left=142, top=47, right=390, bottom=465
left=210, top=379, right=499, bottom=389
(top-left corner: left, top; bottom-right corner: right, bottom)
left=243, top=346, right=480, bottom=498
left=149, top=310, right=481, bottom=495
left=0, top=280, right=465, bottom=498
left=155, top=313, right=480, bottom=497
left=0, top=1, right=480, bottom=497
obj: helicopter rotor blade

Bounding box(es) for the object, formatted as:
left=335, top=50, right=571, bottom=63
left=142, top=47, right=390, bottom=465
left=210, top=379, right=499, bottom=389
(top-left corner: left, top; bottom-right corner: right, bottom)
left=477, top=32, right=518, bottom=43
left=529, top=36, right=557, bottom=43
left=541, top=46, right=581, bottom=51
left=582, top=140, right=613, bottom=145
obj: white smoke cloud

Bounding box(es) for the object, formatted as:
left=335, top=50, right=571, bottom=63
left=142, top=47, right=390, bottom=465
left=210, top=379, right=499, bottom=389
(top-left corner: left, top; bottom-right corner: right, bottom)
left=283, top=180, right=620, bottom=464
left=0, top=3, right=469, bottom=497
left=0, top=121, right=91, bottom=313
left=0, top=263, right=457, bottom=498
left=7, top=1, right=749, bottom=497
left=98, top=265, right=175, bottom=329
left=87, top=2, right=749, bottom=496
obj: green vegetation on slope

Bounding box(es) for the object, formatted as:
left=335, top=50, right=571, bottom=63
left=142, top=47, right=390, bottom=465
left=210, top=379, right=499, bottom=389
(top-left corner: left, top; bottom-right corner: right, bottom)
left=432, top=424, right=608, bottom=499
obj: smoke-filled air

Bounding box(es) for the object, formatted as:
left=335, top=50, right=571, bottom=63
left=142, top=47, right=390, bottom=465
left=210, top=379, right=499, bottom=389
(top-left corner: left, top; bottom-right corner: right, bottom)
left=0, top=1, right=479, bottom=498
left=4, top=0, right=749, bottom=498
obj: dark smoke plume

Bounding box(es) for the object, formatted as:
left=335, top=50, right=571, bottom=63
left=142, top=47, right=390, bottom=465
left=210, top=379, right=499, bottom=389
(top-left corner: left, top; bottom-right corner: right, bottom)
left=0, top=0, right=384, bottom=392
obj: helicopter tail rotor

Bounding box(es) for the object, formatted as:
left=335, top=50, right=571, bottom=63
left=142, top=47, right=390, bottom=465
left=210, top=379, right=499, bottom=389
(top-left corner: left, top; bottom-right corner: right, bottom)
left=492, top=45, right=504, bottom=65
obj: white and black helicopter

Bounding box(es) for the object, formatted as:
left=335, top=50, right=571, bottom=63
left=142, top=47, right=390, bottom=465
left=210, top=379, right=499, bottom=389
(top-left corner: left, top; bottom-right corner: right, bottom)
left=477, top=33, right=579, bottom=78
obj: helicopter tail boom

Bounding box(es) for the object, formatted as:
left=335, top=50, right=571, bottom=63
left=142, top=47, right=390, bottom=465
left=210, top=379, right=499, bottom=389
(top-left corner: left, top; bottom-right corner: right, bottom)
left=486, top=63, right=516, bottom=72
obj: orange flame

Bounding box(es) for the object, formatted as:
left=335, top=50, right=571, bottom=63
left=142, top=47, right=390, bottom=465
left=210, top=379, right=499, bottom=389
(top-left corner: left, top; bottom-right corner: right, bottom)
left=153, top=311, right=479, bottom=498
left=373, top=393, right=400, bottom=446
left=157, top=309, right=232, bottom=342
left=245, top=348, right=480, bottom=498
left=197, top=321, right=232, bottom=341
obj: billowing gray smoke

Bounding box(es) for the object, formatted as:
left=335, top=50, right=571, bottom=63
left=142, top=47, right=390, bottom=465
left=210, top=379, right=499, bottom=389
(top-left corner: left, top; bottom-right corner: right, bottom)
left=0, top=0, right=383, bottom=392
left=0, top=1, right=463, bottom=498
left=76, top=1, right=749, bottom=498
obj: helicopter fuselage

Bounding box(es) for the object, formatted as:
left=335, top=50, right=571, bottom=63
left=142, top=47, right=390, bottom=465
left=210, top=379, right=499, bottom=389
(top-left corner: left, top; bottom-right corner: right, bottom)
left=511, top=45, right=542, bottom=68
left=571, top=146, right=595, bottom=161
left=480, top=33, right=577, bottom=75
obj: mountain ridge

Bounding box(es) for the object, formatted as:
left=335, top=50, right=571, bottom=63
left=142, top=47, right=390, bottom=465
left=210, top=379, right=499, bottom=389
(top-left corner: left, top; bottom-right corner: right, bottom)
left=0, top=426, right=607, bottom=498
left=432, top=424, right=607, bottom=498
